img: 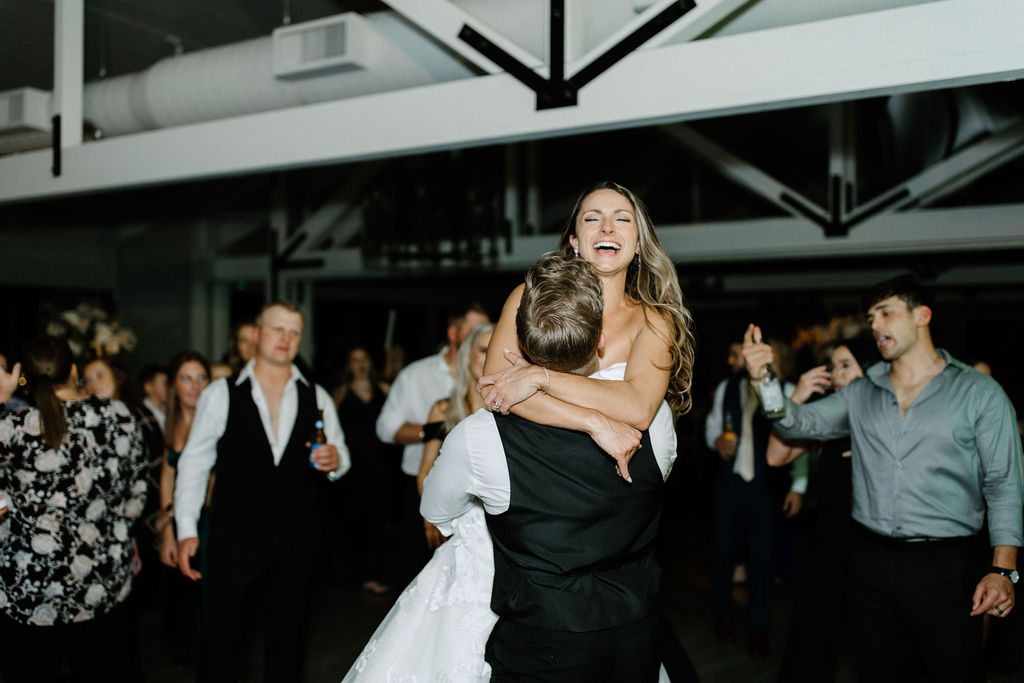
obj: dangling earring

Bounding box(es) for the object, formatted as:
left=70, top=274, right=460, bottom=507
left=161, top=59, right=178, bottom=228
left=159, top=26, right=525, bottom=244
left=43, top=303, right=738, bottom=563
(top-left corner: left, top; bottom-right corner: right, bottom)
left=574, top=247, right=579, bottom=257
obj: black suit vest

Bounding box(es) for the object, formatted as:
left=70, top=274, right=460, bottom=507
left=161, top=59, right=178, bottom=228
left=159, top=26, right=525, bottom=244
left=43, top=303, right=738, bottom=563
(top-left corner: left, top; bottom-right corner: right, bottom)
left=211, top=377, right=327, bottom=541
left=486, top=413, right=663, bottom=632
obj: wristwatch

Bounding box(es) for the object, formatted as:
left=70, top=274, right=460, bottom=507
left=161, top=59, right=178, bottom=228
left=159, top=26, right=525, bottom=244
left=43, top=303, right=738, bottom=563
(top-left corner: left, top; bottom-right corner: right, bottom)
left=990, top=566, right=1019, bottom=584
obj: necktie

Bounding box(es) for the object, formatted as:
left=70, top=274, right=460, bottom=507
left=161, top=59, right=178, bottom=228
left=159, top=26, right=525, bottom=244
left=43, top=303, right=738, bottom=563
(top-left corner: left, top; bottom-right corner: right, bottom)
left=736, top=381, right=757, bottom=482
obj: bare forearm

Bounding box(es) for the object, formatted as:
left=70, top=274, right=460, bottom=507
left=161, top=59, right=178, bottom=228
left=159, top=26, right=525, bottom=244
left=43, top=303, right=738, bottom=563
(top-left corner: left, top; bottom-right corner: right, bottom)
left=545, top=371, right=659, bottom=431
left=394, top=422, right=425, bottom=446
left=993, top=545, right=1018, bottom=570
left=508, top=391, right=606, bottom=436
left=766, top=432, right=807, bottom=467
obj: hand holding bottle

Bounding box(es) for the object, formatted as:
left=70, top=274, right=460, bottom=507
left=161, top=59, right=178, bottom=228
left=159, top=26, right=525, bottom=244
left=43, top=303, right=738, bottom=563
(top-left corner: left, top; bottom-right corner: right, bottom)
left=742, top=324, right=786, bottom=419
left=715, top=416, right=738, bottom=461
left=307, top=409, right=338, bottom=473
left=741, top=324, right=773, bottom=379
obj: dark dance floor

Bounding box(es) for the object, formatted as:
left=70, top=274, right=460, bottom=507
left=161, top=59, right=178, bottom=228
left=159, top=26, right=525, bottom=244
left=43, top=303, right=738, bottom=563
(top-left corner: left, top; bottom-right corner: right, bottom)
left=9, top=487, right=1018, bottom=683
left=125, top=497, right=1023, bottom=683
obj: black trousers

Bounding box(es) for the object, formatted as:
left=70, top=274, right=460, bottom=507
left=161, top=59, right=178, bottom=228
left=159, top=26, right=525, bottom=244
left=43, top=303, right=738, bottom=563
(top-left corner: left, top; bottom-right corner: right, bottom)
left=711, top=474, right=780, bottom=635
left=849, top=524, right=985, bottom=683
left=0, top=603, right=142, bottom=683
left=485, top=610, right=660, bottom=683
left=198, top=523, right=318, bottom=683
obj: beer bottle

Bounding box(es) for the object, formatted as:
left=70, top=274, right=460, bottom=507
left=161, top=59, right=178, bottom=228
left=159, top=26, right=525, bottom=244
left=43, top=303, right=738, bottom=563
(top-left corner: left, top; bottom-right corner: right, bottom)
left=309, top=409, right=327, bottom=468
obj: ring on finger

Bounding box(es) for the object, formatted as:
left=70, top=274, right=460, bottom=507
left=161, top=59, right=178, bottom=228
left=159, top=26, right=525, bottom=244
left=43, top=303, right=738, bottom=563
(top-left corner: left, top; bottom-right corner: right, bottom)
left=493, top=400, right=502, bottom=410
left=996, top=605, right=1005, bottom=615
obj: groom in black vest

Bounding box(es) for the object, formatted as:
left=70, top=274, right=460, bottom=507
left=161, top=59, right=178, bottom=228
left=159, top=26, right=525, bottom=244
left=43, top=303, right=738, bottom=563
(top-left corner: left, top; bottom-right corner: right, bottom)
left=174, top=300, right=350, bottom=682
left=421, top=253, right=673, bottom=682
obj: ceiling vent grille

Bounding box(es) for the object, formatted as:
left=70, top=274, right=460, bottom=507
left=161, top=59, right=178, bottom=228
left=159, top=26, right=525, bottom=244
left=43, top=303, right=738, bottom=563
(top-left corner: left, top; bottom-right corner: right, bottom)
left=0, top=87, right=51, bottom=134
left=273, top=13, right=370, bottom=79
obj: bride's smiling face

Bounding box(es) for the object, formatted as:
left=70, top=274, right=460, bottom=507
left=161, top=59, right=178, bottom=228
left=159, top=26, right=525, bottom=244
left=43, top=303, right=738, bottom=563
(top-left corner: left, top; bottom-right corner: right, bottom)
left=568, top=189, right=640, bottom=275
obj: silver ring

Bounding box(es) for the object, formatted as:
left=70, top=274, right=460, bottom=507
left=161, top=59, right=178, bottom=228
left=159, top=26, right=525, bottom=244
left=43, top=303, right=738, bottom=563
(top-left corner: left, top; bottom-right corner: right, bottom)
left=996, top=606, right=1004, bottom=614
left=493, top=401, right=502, bottom=410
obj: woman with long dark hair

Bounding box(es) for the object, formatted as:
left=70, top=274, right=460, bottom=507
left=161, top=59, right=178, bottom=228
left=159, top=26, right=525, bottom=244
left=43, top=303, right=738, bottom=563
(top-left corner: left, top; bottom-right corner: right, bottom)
left=334, top=346, right=401, bottom=595
left=0, top=337, right=148, bottom=682
left=156, top=350, right=211, bottom=662
left=768, top=333, right=879, bottom=683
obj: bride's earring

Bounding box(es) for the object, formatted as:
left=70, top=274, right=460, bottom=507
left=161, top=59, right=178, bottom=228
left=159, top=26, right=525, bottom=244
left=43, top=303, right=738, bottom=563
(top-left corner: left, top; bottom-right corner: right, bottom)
left=574, top=247, right=579, bottom=257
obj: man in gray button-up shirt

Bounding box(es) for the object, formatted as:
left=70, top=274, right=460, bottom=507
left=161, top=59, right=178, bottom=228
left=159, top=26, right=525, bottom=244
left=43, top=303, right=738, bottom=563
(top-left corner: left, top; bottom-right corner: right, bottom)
left=742, top=274, right=1023, bottom=683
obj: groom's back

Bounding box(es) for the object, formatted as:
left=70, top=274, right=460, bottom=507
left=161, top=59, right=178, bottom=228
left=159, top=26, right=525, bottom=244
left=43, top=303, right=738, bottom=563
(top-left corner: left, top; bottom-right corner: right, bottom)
left=486, top=412, right=663, bottom=633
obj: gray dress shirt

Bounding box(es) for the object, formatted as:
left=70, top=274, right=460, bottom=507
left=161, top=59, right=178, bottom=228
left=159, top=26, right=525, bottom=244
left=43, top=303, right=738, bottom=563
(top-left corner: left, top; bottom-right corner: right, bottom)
left=774, top=349, right=1024, bottom=546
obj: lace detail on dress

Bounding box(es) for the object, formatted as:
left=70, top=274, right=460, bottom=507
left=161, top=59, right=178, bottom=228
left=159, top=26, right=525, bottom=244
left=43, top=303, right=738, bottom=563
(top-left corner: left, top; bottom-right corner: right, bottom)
left=343, top=503, right=496, bottom=683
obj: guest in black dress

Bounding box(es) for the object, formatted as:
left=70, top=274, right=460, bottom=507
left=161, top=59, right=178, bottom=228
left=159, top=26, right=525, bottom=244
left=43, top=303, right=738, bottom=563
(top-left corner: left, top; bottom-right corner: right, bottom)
left=334, top=346, right=403, bottom=595
left=770, top=333, right=879, bottom=683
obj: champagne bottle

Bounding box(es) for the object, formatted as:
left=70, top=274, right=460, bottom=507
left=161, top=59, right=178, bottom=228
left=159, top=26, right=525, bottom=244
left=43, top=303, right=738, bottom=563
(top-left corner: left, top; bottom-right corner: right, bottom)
left=757, top=363, right=786, bottom=419
left=309, top=409, right=327, bottom=468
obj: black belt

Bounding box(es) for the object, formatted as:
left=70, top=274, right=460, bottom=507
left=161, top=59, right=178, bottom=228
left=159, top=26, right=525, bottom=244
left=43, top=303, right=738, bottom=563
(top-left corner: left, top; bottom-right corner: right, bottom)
left=854, top=522, right=976, bottom=550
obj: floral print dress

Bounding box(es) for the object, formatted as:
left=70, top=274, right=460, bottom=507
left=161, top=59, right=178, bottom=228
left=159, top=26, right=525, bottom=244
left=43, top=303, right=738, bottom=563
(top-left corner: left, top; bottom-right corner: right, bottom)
left=0, top=397, right=147, bottom=625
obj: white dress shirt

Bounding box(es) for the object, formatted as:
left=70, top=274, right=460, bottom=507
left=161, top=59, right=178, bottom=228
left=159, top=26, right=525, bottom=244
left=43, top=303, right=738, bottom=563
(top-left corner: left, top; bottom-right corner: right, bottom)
left=421, top=363, right=678, bottom=536
left=143, top=397, right=166, bottom=432
left=375, top=349, right=454, bottom=476
left=704, top=376, right=807, bottom=494
left=174, top=360, right=350, bottom=539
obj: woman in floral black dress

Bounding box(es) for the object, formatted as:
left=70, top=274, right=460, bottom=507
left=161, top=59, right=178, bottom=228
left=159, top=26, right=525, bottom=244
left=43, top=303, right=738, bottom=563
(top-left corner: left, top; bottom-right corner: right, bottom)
left=0, top=337, right=148, bottom=683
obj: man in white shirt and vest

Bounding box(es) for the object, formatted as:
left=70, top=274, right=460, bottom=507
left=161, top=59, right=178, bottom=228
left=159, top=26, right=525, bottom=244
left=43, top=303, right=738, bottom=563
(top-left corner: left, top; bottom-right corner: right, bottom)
left=175, top=300, right=350, bottom=683
left=422, top=253, right=676, bottom=681
left=375, top=301, right=489, bottom=586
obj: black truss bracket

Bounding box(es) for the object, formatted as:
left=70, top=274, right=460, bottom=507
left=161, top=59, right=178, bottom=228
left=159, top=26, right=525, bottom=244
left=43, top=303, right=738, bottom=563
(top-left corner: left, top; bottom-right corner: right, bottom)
left=51, top=115, right=62, bottom=177
left=781, top=186, right=913, bottom=238
left=459, top=0, right=696, bottom=111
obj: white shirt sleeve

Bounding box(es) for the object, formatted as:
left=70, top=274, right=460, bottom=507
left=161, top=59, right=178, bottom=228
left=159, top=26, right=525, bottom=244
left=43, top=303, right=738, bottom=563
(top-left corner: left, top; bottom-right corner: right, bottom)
left=421, top=410, right=510, bottom=535
left=174, top=378, right=229, bottom=540
left=420, top=419, right=478, bottom=537
left=316, top=384, right=351, bottom=481
left=705, top=380, right=727, bottom=451
left=375, top=370, right=410, bottom=445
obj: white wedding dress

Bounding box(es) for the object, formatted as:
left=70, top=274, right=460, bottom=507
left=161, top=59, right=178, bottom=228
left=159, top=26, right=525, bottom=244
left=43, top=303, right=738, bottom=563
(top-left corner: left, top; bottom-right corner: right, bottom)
left=342, top=502, right=496, bottom=683
left=341, top=364, right=672, bottom=682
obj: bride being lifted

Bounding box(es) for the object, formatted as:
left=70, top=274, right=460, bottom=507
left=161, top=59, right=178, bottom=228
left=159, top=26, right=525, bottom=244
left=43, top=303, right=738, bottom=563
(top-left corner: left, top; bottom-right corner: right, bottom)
left=341, top=181, right=695, bottom=682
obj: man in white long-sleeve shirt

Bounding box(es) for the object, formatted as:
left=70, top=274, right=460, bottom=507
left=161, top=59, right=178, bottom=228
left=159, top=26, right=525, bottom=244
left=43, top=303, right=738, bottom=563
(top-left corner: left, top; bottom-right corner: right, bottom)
left=375, top=301, right=489, bottom=586
left=422, top=253, right=676, bottom=680
left=174, top=300, right=350, bottom=683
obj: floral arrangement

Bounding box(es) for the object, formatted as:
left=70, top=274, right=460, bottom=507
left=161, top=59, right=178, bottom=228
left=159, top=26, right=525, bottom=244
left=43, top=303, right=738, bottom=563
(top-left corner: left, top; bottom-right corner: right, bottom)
left=45, top=302, right=137, bottom=360
left=792, top=314, right=867, bottom=359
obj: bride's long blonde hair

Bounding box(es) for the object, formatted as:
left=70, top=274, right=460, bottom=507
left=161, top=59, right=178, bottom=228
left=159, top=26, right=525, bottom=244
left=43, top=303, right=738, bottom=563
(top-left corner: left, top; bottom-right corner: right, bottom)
left=444, top=322, right=495, bottom=432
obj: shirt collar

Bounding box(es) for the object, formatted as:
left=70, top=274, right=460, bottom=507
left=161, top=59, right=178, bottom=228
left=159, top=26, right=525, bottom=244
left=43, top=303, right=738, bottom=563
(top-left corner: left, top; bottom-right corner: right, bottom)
left=865, top=348, right=960, bottom=388
left=234, top=359, right=310, bottom=386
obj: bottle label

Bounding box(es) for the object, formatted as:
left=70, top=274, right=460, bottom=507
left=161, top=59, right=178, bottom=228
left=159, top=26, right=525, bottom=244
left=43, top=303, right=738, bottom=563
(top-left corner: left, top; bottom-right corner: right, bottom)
left=759, top=377, right=786, bottom=418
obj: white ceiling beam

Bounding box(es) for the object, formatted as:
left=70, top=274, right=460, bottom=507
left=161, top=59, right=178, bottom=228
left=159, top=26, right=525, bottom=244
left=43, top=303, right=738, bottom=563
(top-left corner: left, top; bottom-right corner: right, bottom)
left=1, top=0, right=1022, bottom=205
left=377, top=0, right=543, bottom=75
left=589, top=0, right=754, bottom=55
left=205, top=204, right=1024, bottom=282
left=659, top=204, right=1024, bottom=264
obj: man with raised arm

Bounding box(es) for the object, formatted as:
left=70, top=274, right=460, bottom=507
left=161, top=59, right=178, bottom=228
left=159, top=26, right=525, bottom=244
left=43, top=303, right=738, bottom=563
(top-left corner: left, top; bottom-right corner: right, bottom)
left=422, top=252, right=677, bottom=681
left=174, top=300, right=350, bottom=683
left=743, top=274, right=1023, bottom=683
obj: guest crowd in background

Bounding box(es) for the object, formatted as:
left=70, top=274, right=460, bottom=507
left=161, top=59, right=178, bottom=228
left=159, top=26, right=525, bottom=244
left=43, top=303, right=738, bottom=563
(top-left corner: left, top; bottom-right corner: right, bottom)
left=0, top=277, right=1021, bottom=682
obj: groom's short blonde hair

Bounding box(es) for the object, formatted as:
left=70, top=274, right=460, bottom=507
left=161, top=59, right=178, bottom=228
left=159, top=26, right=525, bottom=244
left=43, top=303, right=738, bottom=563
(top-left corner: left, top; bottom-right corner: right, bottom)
left=516, top=252, right=603, bottom=374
